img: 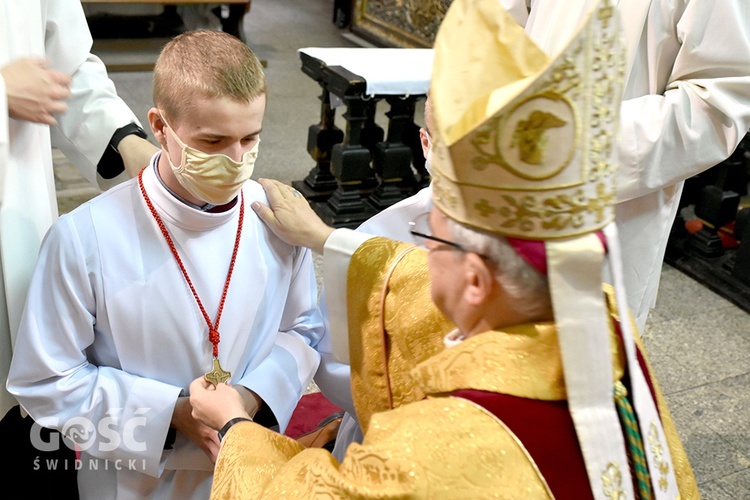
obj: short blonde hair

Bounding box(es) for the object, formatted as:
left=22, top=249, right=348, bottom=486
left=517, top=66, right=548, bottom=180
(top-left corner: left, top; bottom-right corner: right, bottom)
left=153, top=30, right=266, bottom=123
left=446, top=218, right=551, bottom=321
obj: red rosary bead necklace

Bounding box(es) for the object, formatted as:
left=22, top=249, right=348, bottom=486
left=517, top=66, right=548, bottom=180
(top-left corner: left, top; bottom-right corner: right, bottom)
left=138, top=167, right=244, bottom=385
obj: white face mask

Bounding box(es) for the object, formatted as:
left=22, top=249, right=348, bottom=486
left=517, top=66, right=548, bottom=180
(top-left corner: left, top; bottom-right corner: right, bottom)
left=423, top=133, right=433, bottom=174
left=424, top=149, right=433, bottom=175
left=163, top=117, right=259, bottom=205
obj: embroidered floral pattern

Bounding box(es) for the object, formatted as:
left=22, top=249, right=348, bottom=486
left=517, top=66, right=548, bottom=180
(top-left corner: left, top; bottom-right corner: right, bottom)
left=649, top=422, right=672, bottom=492
left=601, top=462, right=626, bottom=499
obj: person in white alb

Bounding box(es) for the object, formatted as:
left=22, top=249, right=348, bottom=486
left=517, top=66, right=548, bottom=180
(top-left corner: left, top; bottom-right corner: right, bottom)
left=0, top=0, right=158, bottom=421
left=7, top=30, right=323, bottom=499
left=499, top=0, right=750, bottom=332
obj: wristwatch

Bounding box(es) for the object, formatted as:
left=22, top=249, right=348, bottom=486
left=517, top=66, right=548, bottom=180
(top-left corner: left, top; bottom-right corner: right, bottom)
left=110, top=123, right=147, bottom=153
left=97, top=122, right=148, bottom=179
left=218, top=417, right=253, bottom=442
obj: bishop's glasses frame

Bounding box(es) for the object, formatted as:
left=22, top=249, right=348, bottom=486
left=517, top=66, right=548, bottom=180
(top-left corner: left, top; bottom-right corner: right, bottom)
left=408, top=212, right=470, bottom=253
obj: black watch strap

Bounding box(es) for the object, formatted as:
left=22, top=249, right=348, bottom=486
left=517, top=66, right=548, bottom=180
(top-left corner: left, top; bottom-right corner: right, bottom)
left=97, top=122, right=148, bottom=179
left=110, top=122, right=147, bottom=153
left=218, top=417, right=253, bottom=442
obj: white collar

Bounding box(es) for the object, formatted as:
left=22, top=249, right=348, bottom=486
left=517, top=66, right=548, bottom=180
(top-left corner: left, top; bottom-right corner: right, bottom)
left=442, top=329, right=466, bottom=349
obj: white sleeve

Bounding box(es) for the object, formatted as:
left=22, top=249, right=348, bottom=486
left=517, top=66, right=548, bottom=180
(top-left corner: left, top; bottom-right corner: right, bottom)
left=6, top=217, right=182, bottom=478
left=0, top=76, right=8, bottom=203
left=312, top=289, right=357, bottom=417
left=235, top=247, right=325, bottom=432
left=616, top=0, right=750, bottom=202
left=497, top=0, right=531, bottom=26
left=45, top=0, right=140, bottom=188
left=322, top=228, right=375, bottom=366
left=311, top=229, right=375, bottom=418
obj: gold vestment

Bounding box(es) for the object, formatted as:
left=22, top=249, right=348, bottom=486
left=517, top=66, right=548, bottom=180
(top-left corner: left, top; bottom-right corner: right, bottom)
left=211, top=237, right=698, bottom=498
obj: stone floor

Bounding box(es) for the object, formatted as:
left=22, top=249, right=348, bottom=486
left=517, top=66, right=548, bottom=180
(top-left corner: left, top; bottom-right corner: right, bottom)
left=49, top=0, right=750, bottom=497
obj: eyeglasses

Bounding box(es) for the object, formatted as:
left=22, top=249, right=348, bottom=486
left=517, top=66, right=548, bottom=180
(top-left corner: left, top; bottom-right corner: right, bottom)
left=409, top=212, right=495, bottom=262
left=408, top=212, right=470, bottom=253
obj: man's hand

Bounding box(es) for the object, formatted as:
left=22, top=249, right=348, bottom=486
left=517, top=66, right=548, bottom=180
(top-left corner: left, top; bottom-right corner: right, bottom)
left=188, top=377, right=250, bottom=431
left=252, top=178, right=334, bottom=254
left=1, top=58, right=71, bottom=126
left=171, top=396, right=222, bottom=463
left=117, top=134, right=159, bottom=177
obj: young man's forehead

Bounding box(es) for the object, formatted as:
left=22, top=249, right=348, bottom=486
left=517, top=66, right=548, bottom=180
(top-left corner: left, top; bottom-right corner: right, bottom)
left=170, top=94, right=265, bottom=128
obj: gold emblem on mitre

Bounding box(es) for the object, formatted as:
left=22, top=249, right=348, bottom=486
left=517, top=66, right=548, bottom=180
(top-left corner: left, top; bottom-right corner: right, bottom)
left=429, top=0, right=625, bottom=240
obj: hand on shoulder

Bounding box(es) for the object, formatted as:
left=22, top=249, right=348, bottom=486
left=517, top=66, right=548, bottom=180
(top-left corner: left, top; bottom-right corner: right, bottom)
left=251, top=178, right=334, bottom=253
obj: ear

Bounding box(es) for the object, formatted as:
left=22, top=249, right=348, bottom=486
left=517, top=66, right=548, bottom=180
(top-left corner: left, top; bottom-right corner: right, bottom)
left=148, top=107, right=168, bottom=148
left=462, top=253, right=495, bottom=306
left=419, top=127, right=431, bottom=158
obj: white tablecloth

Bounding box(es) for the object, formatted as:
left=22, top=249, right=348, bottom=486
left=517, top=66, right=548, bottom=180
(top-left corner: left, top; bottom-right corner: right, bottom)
left=298, top=47, right=433, bottom=97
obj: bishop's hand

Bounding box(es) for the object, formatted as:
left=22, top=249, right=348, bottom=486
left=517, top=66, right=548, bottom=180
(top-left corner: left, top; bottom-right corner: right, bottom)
left=189, top=377, right=250, bottom=432
left=252, top=178, right=334, bottom=254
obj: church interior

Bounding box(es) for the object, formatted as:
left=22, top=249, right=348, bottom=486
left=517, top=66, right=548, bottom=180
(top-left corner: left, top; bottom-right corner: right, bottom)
left=44, top=0, right=750, bottom=497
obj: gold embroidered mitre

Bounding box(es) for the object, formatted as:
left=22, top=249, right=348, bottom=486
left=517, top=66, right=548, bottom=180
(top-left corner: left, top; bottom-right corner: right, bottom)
left=427, top=1, right=668, bottom=498
left=429, top=2, right=691, bottom=497
left=429, top=0, right=624, bottom=239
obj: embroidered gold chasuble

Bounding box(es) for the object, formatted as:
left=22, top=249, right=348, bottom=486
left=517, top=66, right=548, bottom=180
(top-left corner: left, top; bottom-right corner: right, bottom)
left=345, top=238, right=454, bottom=433
left=211, top=237, right=698, bottom=499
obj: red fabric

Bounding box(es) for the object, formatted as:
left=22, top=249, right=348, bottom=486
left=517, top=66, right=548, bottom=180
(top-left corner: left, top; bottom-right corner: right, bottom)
left=453, top=389, right=593, bottom=500
left=452, top=319, right=659, bottom=497
left=284, top=392, right=343, bottom=439
left=506, top=231, right=607, bottom=275
left=611, top=315, right=659, bottom=415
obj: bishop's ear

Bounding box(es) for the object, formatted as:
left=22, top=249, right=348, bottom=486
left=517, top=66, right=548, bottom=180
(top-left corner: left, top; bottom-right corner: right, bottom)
left=462, top=252, right=495, bottom=306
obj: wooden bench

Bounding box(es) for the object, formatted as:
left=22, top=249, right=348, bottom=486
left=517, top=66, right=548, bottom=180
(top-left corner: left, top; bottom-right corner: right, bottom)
left=82, top=1, right=252, bottom=71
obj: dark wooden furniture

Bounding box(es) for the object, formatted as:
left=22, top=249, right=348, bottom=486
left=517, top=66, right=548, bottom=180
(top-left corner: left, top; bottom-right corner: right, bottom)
left=294, top=48, right=432, bottom=228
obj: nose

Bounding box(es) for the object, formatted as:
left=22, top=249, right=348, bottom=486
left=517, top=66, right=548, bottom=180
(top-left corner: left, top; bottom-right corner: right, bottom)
left=226, top=143, right=246, bottom=163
